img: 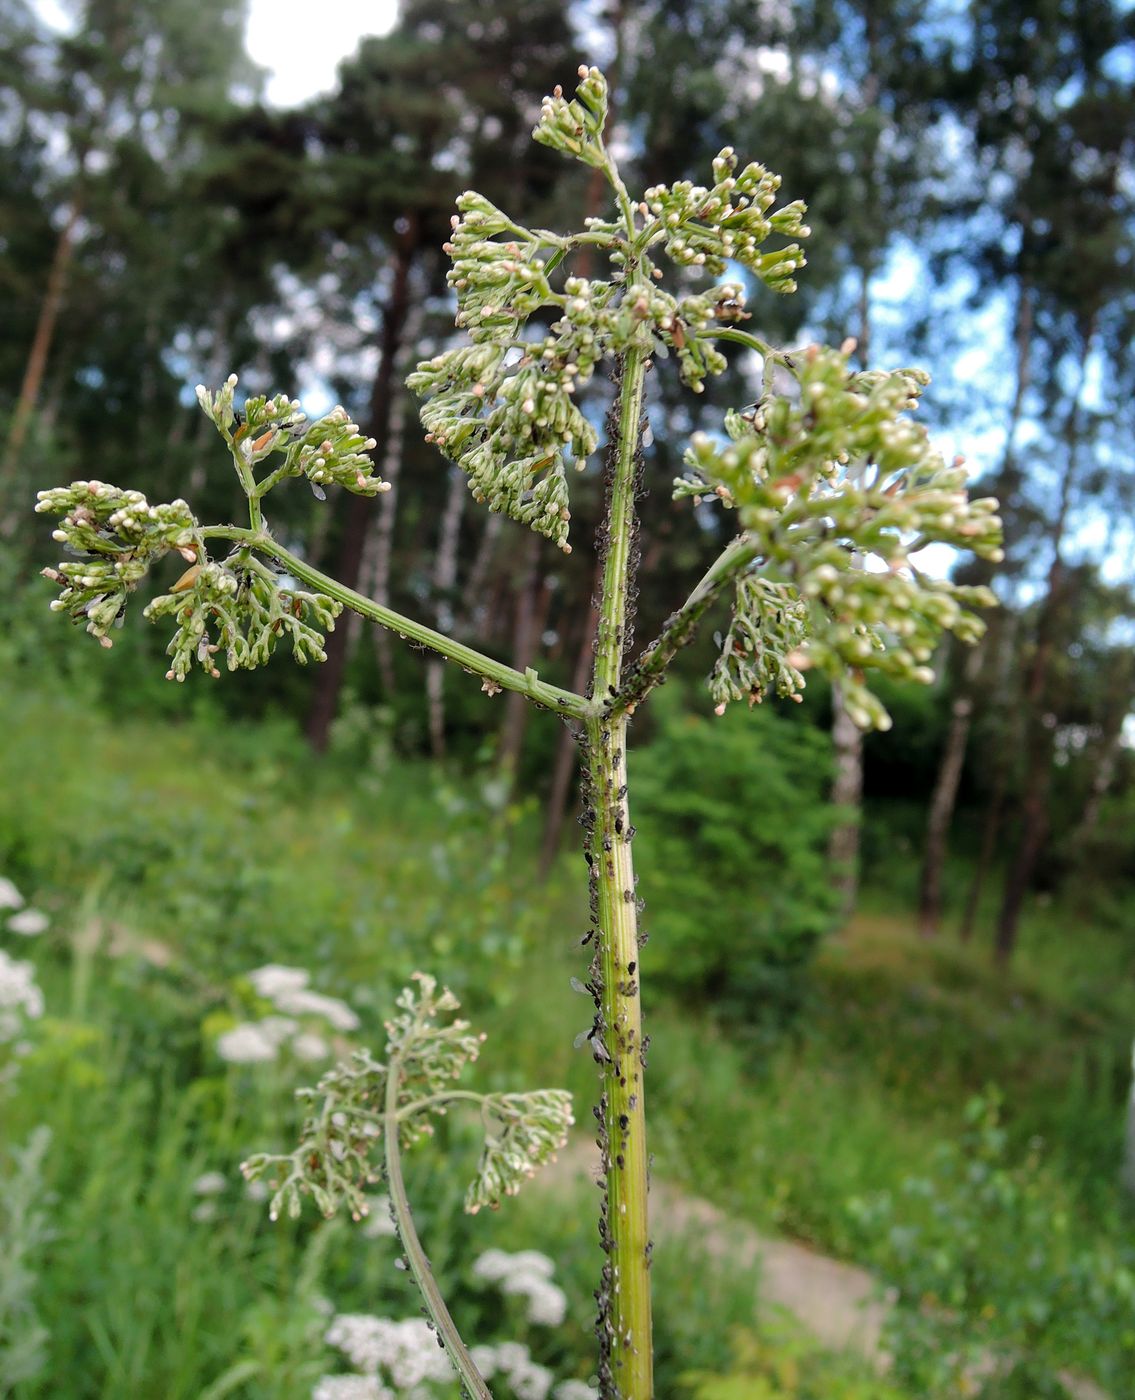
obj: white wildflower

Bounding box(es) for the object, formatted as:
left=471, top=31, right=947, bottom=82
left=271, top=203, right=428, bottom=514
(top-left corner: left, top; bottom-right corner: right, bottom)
left=245, top=1177, right=269, bottom=1202
left=248, top=963, right=311, bottom=1000
left=0, top=950, right=44, bottom=1043
left=259, top=1015, right=301, bottom=1046
left=193, top=1171, right=228, bottom=1196
left=0, top=878, right=24, bottom=910
left=489, top=1342, right=553, bottom=1400
left=325, top=1315, right=455, bottom=1388
left=473, top=1249, right=567, bottom=1326
left=313, top=1376, right=392, bottom=1400
left=361, top=1196, right=397, bottom=1238
left=555, top=1382, right=599, bottom=1400
left=275, top=987, right=360, bottom=1032
left=473, top=1249, right=556, bottom=1282
left=293, top=1032, right=330, bottom=1062
left=191, top=1200, right=219, bottom=1223
left=7, top=909, right=48, bottom=937
left=216, top=1022, right=279, bottom=1064
left=470, top=1345, right=500, bottom=1377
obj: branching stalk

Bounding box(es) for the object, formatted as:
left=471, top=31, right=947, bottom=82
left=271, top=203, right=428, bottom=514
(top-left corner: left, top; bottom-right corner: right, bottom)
left=612, top=534, right=763, bottom=715
left=586, top=342, right=653, bottom=1398
left=383, top=1058, right=492, bottom=1400
left=199, top=525, right=591, bottom=719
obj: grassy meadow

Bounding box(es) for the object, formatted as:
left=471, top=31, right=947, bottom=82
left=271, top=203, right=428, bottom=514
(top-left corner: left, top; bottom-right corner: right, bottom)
left=1, top=671, right=1133, bottom=1399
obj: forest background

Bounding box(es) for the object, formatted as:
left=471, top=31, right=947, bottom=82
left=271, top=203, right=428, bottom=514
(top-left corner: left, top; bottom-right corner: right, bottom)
left=2, top=1, right=1134, bottom=1397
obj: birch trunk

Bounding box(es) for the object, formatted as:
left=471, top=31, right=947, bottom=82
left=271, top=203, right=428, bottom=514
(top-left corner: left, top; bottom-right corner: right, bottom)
left=2, top=199, right=83, bottom=505
left=305, top=219, right=417, bottom=750
left=425, top=468, right=467, bottom=760
left=918, top=642, right=984, bottom=937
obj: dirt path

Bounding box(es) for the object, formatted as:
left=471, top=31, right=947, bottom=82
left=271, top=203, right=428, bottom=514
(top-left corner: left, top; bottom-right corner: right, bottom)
left=547, top=1139, right=883, bottom=1355
left=544, top=1139, right=1107, bottom=1399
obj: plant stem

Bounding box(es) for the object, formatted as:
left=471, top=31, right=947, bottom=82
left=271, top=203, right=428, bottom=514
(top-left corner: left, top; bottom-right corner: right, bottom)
left=229, top=446, right=264, bottom=533
left=199, top=525, right=591, bottom=720
left=586, top=343, right=652, bottom=1399
left=383, top=1062, right=491, bottom=1399
left=700, top=325, right=797, bottom=366
left=613, top=533, right=762, bottom=714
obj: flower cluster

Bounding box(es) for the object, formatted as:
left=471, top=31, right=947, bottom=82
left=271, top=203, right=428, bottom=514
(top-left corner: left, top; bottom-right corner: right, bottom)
left=315, top=1309, right=593, bottom=1400
left=322, top=1315, right=456, bottom=1395
left=35, top=481, right=197, bottom=646
left=409, top=251, right=600, bottom=551
left=213, top=965, right=358, bottom=1074
left=215, top=964, right=359, bottom=1067
left=196, top=374, right=389, bottom=499
left=242, top=1043, right=390, bottom=1222
left=472, top=1249, right=568, bottom=1326
left=469, top=1341, right=555, bottom=1400
left=0, top=879, right=48, bottom=939
left=532, top=64, right=610, bottom=169
left=679, top=343, right=1002, bottom=728
left=412, top=63, right=812, bottom=548
left=709, top=576, right=811, bottom=711
left=241, top=975, right=572, bottom=1228
left=0, top=949, right=44, bottom=1045
left=249, top=964, right=360, bottom=1032
left=465, top=1090, right=574, bottom=1215
left=143, top=558, right=341, bottom=680
left=642, top=146, right=810, bottom=289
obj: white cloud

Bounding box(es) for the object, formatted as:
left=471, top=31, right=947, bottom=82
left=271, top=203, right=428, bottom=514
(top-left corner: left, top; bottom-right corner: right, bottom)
left=245, top=0, right=398, bottom=106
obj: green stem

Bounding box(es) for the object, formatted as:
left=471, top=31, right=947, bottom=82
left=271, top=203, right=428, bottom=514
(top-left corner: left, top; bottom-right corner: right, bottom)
left=612, top=533, right=762, bottom=715
left=383, top=1060, right=491, bottom=1400
left=587, top=342, right=653, bottom=1399
left=199, top=525, right=592, bottom=720
left=700, top=325, right=797, bottom=366
left=395, top=1089, right=489, bottom=1122
left=229, top=446, right=264, bottom=532
left=598, top=138, right=637, bottom=237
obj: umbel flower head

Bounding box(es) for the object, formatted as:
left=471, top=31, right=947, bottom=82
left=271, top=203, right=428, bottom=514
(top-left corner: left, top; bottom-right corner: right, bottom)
left=196, top=374, right=390, bottom=499
left=678, top=342, right=1003, bottom=729
left=36, top=375, right=384, bottom=675
left=241, top=974, right=573, bottom=1224
left=410, top=64, right=812, bottom=550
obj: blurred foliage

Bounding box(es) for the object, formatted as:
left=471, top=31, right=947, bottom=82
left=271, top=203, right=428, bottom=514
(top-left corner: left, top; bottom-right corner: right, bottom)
left=632, top=690, right=838, bottom=1032
left=851, top=1091, right=1135, bottom=1398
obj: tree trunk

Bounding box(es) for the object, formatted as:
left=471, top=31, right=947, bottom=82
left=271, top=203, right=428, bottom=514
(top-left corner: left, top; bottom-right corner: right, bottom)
left=994, top=321, right=1093, bottom=964
left=2, top=199, right=83, bottom=502
left=1123, top=1040, right=1135, bottom=1198
left=496, top=532, right=549, bottom=779
left=918, top=643, right=984, bottom=937
left=960, top=772, right=1005, bottom=942
left=540, top=562, right=603, bottom=874
left=305, top=218, right=418, bottom=751
left=360, top=302, right=423, bottom=693
left=424, top=467, right=467, bottom=760
left=1068, top=657, right=1134, bottom=854
left=458, top=511, right=504, bottom=643
left=917, top=280, right=1034, bottom=939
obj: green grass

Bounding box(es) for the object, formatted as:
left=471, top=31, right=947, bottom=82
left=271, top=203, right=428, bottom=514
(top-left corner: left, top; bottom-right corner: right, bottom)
left=1, top=677, right=1132, bottom=1396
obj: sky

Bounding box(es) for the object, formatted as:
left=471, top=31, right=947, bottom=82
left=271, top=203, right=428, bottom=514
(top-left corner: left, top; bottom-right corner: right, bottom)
left=244, top=0, right=397, bottom=105
left=34, top=0, right=396, bottom=106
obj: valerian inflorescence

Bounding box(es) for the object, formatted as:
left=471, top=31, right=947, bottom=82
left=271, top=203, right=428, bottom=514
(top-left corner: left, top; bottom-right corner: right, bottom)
left=143, top=559, right=341, bottom=681
left=241, top=974, right=573, bottom=1223
left=35, top=374, right=387, bottom=675
left=195, top=373, right=389, bottom=500
left=409, top=65, right=813, bottom=549
left=678, top=343, right=1003, bottom=729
